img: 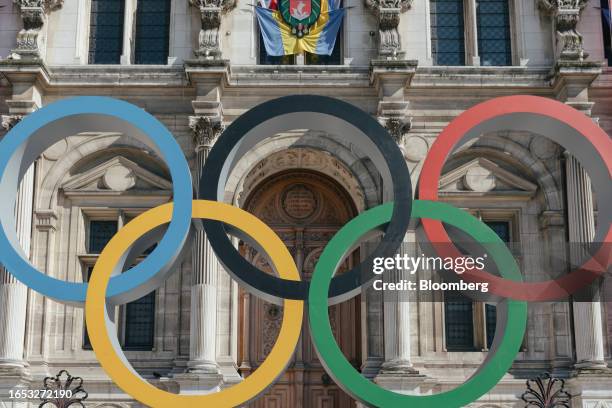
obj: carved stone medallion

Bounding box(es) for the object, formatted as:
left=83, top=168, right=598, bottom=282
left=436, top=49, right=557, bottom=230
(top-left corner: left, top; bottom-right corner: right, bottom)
left=281, top=184, right=318, bottom=220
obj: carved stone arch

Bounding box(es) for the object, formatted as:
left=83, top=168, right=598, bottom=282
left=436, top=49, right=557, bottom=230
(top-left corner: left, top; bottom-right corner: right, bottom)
left=446, top=136, right=562, bottom=211
left=224, top=132, right=380, bottom=210
left=38, top=133, right=170, bottom=210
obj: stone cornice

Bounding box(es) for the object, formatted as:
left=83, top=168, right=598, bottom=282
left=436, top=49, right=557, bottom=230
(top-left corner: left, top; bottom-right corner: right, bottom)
left=0, top=61, right=567, bottom=92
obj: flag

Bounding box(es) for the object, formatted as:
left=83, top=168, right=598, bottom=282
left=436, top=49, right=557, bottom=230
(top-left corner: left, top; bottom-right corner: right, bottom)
left=256, top=0, right=345, bottom=56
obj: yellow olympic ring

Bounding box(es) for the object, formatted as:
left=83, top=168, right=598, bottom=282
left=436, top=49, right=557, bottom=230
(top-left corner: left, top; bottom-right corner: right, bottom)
left=85, top=200, right=303, bottom=407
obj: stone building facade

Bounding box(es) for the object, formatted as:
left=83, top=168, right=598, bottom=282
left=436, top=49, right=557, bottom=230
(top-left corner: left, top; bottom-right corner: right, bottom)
left=0, top=0, right=611, bottom=406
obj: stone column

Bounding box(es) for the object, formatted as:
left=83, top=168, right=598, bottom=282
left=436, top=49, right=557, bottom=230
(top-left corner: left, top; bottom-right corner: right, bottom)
left=565, top=153, right=607, bottom=370
left=380, top=238, right=417, bottom=373
left=187, top=115, right=225, bottom=376
left=0, top=116, right=34, bottom=372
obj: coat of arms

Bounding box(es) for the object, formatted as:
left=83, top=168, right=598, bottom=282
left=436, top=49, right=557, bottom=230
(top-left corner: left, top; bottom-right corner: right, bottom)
left=279, top=0, right=321, bottom=37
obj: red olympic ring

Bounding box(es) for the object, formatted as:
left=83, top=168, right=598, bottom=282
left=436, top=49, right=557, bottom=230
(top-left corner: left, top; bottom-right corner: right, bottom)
left=419, top=95, right=612, bottom=301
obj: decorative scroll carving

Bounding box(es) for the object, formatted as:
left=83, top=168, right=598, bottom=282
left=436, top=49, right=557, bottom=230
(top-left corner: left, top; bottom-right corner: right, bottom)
left=189, top=0, right=237, bottom=59
left=189, top=115, right=225, bottom=150
left=39, top=370, right=88, bottom=408
left=537, top=0, right=589, bottom=61
left=364, top=0, right=412, bottom=58
left=10, top=0, right=63, bottom=59
left=1, top=115, right=23, bottom=131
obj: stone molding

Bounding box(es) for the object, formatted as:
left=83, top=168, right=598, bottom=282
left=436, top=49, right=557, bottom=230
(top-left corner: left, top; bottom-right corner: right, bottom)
left=189, top=0, right=237, bottom=59
left=10, top=0, right=64, bottom=60
left=537, top=0, right=589, bottom=62
left=364, top=0, right=412, bottom=58
left=1, top=115, right=23, bottom=131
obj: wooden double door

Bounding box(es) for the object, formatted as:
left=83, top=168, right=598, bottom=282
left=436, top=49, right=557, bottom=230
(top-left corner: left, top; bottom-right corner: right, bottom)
left=239, top=171, right=361, bottom=408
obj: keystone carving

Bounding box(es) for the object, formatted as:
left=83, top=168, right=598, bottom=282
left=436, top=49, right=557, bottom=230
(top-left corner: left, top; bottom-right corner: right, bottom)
left=10, top=0, right=63, bottom=59
left=365, top=0, right=412, bottom=58
left=537, top=0, right=589, bottom=61
left=189, top=0, right=237, bottom=59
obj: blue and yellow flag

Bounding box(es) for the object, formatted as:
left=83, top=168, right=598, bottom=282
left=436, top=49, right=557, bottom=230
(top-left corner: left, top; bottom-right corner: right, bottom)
left=256, top=0, right=345, bottom=56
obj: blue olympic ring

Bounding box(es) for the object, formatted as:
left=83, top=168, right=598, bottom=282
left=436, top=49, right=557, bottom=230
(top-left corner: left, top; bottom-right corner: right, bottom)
left=0, top=97, right=193, bottom=305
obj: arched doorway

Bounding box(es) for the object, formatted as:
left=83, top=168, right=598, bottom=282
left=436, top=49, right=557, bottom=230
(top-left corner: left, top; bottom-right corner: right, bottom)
left=238, top=170, right=361, bottom=408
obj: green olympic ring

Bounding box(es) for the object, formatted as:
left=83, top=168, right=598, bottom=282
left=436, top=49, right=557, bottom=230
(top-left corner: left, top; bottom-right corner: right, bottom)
left=308, top=200, right=528, bottom=408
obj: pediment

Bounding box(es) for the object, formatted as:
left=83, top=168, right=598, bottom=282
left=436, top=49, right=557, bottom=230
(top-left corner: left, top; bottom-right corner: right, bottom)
left=62, top=156, right=172, bottom=193
left=439, top=158, right=537, bottom=193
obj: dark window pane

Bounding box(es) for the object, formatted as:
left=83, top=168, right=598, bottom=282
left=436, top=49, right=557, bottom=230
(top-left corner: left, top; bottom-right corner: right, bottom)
left=82, top=266, right=94, bottom=349
left=89, top=0, right=125, bottom=64
left=484, top=221, right=511, bottom=243
left=431, top=0, right=465, bottom=66
left=89, top=220, right=118, bottom=254
left=476, top=0, right=511, bottom=66
left=601, top=0, right=612, bottom=66
left=485, top=303, right=497, bottom=348
left=124, top=291, right=156, bottom=350
left=444, top=291, right=475, bottom=350
left=134, top=0, right=171, bottom=64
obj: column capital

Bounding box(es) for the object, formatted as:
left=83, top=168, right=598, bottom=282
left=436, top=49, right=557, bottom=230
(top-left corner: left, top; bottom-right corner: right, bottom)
left=189, top=115, right=225, bottom=152
left=34, top=209, right=58, bottom=231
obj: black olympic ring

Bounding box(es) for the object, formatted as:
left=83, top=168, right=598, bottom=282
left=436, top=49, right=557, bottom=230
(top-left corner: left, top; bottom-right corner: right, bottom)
left=198, top=95, right=412, bottom=304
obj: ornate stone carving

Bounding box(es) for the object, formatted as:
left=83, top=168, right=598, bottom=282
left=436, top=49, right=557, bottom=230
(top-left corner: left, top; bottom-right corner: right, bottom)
left=379, top=116, right=411, bottom=144
left=365, top=0, right=412, bottom=58
left=189, top=0, right=236, bottom=59
left=189, top=115, right=225, bottom=150
left=1, top=115, right=23, bottom=131
left=10, top=0, right=63, bottom=59
left=537, top=0, right=589, bottom=61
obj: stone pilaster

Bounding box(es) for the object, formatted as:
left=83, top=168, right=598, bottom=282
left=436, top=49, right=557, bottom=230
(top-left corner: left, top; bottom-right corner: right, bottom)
left=186, top=114, right=224, bottom=379
left=365, top=0, right=412, bottom=59
left=370, top=60, right=417, bottom=152
left=189, top=0, right=237, bottom=60
left=10, top=0, right=64, bottom=60
left=565, top=153, right=607, bottom=371
left=0, top=115, right=34, bottom=373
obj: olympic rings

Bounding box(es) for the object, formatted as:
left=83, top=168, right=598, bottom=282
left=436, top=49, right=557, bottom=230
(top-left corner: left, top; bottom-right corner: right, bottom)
left=308, top=200, right=528, bottom=408
left=198, top=95, right=412, bottom=305
left=0, top=97, right=192, bottom=305
left=2, top=95, right=610, bottom=408
left=418, top=95, right=612, bottom=301
left=85, top=200, right=303, bottom=408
